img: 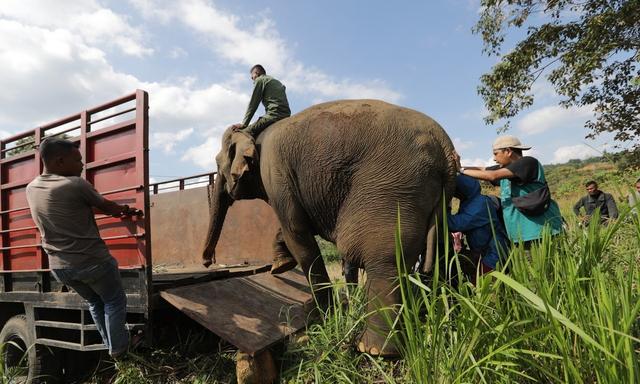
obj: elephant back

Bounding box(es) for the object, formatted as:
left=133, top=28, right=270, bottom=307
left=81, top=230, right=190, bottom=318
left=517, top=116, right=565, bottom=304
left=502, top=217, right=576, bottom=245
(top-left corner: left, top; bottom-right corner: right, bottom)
left=264, top=99, right=457, bottom=196
left=260, top=99, right=457, bottom=244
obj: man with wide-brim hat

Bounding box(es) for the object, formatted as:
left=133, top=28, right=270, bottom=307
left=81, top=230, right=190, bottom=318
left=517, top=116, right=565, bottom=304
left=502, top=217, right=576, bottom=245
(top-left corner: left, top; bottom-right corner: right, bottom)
left=455, top=135, right=563, bottom=249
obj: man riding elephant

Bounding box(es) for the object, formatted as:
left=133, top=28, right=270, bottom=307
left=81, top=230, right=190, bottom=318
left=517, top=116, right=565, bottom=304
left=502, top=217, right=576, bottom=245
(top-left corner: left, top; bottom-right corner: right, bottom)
left=229, top=64, right=297, bottom=274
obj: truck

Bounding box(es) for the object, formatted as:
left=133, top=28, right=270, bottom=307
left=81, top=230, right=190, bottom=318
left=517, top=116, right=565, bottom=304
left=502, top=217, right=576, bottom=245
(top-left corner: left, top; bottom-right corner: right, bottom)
left=0, top=90, right=313, bottom=383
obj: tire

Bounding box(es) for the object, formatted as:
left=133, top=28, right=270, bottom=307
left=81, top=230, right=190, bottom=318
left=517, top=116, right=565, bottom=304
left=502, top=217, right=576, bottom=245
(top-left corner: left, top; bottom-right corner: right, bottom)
left=0, top=314, right=61, bottom=384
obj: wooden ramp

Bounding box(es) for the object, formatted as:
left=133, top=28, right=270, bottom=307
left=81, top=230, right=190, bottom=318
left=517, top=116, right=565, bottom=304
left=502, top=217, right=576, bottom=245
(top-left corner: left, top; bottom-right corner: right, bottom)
left=159, top=269, right=313, bottom=355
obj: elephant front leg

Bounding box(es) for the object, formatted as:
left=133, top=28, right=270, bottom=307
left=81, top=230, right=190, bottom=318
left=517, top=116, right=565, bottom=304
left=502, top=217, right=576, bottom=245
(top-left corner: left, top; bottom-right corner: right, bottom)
left=270, top=228, right=298, bottom=275
left=358, top=273, right=401, bottom=357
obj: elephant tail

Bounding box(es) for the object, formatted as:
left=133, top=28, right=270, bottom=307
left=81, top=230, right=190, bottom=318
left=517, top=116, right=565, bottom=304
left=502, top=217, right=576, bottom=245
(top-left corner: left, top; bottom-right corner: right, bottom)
left=422, top=139, right=457, bottom=273
left=422, top=192, right=444, bottom=273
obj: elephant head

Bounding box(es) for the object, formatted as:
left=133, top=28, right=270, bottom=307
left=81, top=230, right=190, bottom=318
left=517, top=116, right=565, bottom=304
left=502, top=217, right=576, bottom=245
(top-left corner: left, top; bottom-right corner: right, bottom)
left=201, top=128, right=261, bottom=267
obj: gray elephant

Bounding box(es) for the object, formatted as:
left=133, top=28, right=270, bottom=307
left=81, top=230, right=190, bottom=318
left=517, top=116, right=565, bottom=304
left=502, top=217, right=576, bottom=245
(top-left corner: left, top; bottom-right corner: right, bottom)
left=202, top=99, right=457, bottom=356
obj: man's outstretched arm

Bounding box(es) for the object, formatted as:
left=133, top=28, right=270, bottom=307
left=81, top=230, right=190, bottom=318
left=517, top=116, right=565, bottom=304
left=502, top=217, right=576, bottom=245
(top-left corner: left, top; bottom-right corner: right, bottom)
left=241, top=79, right=264, bottom=128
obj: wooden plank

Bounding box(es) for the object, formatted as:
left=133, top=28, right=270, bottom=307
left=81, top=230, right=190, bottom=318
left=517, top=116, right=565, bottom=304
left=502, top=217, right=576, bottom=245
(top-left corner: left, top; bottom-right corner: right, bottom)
left=160, top=269, right=313, bottom=355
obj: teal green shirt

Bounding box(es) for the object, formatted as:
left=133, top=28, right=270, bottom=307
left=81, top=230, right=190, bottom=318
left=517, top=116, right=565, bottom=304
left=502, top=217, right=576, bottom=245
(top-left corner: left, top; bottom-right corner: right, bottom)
left=500, top=159, right=563, bottom=242
left=241, top=75, right=291, bottom=128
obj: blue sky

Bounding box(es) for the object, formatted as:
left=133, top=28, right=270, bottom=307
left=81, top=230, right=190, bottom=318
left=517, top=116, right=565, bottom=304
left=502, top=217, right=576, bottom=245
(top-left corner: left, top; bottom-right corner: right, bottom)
left=0, top=0, right=611, bottom=182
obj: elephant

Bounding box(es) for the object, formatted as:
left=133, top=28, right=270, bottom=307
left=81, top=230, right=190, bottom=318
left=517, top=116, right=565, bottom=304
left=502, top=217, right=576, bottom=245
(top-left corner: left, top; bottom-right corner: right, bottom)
left=202, top=99, right=457, bottom=356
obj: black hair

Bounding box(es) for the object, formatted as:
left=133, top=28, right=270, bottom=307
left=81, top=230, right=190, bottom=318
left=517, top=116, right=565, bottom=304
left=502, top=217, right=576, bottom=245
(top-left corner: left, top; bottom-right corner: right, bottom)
left=39, top=137, right=78, bottom=164
left=585, top=180, right=598, bottom=187
left=510, top=148, right=523, bottom=157
left=635, top=177, right=640, bottom=184
left=250, top=64, right=266, bottom=75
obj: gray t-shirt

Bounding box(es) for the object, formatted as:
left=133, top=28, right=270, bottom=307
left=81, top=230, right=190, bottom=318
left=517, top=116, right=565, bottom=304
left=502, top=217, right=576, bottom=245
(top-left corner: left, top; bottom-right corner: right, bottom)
left=26, top=174, right=112, bottom=269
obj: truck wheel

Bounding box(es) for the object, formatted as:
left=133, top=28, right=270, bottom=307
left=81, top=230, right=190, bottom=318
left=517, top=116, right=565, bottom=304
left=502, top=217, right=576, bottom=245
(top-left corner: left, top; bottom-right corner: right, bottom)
left=0, top=315, right=61, bottom=384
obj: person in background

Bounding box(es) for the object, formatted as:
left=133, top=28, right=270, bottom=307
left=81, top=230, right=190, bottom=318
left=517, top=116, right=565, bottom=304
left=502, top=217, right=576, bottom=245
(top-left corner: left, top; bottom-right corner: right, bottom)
left=628, top=177, right=640, bottom=215
left=456, top=135, right=563, bottom=249
left=573, top=180, right=619, bottom=225
left=447, top=174, right=509, bottom=282
left=26, top=138, right=142, bottom=358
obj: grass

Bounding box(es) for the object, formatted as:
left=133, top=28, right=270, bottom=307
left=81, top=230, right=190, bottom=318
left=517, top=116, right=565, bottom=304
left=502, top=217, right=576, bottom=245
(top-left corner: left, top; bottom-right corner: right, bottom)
left=287, top=209, right=640, bottom=383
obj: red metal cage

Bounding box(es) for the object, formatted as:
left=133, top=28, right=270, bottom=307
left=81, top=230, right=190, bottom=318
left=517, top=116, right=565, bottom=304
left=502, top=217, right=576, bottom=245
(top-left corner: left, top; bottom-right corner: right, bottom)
left=0, top=90, right=150, bottom=271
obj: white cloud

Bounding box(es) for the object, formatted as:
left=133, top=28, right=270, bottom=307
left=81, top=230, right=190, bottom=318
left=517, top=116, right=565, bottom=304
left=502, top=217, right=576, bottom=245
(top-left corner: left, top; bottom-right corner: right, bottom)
left=0, top=20, right=136, bottom=130
left=453, top=137, right=474, bottom=151
left=552, top=144, right=601, bottom=164
left=461, top=156, right=495, bottom=168
left=151, top=127, right=194, bottom=153
left=132, top=0, right=402, bottom=104
left=0, top=0, right=152, bottom=57
left=168, top=46, right=188, bottom=59
left=530, top=80, right=558, bottom=103
left=182, top=137, right=219, bottom=170
left=516, top=104, right=593, bottom=135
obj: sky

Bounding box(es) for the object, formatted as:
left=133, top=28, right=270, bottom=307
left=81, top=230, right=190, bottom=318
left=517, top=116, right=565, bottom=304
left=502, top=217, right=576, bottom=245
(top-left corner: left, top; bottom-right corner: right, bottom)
left=0, top=0, right=614, bottom=182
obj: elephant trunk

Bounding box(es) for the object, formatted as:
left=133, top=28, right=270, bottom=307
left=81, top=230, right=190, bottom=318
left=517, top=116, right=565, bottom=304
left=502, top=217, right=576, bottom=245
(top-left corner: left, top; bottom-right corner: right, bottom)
left=202, top=173, right=232, bottom=267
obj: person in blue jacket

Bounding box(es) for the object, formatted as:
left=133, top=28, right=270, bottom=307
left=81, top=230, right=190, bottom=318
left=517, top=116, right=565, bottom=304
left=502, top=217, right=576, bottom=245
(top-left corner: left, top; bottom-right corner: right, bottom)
left=447, top=174, right=509, bottom=279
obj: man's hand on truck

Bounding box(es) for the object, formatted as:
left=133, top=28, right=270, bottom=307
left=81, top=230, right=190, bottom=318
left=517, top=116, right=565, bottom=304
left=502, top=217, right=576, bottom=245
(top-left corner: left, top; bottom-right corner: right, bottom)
left=118, top=205, right=144, bottom=218
left=96, top=199, right=144, bottom=218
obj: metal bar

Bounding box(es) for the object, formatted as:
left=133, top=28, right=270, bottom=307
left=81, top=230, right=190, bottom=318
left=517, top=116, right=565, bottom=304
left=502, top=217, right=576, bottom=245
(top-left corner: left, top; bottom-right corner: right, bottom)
left=0, top=243, right=39, bottom=251
left=0, top=150, right=36, bottom=165
left=0, top=225, right=37, bottom=234
left=0, top=265, right=144, bottom=273
left=86, top=118, right=135, bottom=139
left=86, top=91, right=136, bottom=115
left=35, top=128, right=45, bottom=269
left=101, top=185, right=144, bottom=196
left=36, top=338, right=106, bottom=352
left=0, top=233, right=143, bottom=250
left=101, top=233, right=145, bottom=241
left=80, top=110, right=88, bottom=182
left=85, top=151, right=136, bottom=171
left=43, top=124, right=81, bottom=139
left=35, top=320, right=146, bottom=331
left=150, top=172, right=216, bottom=189
left=1, top=131, right=37, bottom=147
left=87, top=106, right=136, bottom=126
left=0, top=206, right=29, bottom=215
left=0, top=140, right=35, bottom=153
left=0, top=179, right=32, bottom=191
left=79, top=311, right=86, bottom=346
left=0, top=136, right=4, bottom=271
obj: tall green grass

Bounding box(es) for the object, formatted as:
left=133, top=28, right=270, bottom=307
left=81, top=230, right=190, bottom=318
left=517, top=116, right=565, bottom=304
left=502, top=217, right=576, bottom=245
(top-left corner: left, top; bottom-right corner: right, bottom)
left=388, top=209, right=640, bottom=383
left=283, top=209, right=639, bottom=383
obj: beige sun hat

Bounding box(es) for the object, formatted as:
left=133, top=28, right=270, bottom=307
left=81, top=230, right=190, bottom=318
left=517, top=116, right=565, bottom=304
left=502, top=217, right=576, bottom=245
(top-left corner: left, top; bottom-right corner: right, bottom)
left=492, top=135, right=532, bottom=150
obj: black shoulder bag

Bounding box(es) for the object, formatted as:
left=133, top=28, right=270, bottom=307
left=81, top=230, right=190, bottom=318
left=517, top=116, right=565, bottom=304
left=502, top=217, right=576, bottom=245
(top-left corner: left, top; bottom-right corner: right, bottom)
left=511, top=182, right=551, bottom=216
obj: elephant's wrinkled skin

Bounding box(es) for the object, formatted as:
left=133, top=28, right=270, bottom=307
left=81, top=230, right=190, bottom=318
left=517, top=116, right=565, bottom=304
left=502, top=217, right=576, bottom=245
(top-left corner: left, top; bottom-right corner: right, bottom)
left=202, top=100, right=457, bottom=356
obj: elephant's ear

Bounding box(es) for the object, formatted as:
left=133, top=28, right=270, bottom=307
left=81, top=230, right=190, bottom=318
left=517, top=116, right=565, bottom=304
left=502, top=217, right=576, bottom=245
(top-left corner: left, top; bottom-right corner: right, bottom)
left=243, top=145, right=257, bottom=164
left=230, top=137, right=258, bottom=186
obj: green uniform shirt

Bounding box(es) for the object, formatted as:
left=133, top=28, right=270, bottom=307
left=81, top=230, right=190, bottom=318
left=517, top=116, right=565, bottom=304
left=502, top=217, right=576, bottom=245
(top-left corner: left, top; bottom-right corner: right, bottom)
left=500, top=159, right=563, bottom=242
left=241, top=75, right=291, bottom=128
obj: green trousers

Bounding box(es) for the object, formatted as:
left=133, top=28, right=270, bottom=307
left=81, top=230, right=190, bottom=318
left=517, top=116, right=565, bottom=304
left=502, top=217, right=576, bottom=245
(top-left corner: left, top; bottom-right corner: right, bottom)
left=243, top=114, right=288, bottom=137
